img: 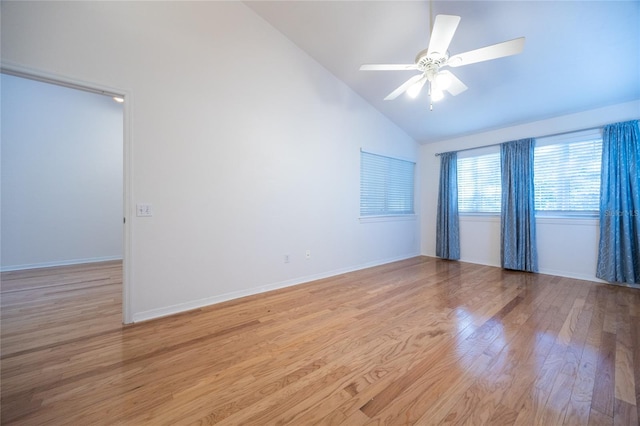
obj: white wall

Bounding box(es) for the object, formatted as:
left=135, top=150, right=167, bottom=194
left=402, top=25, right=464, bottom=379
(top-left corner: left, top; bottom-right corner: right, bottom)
left=1, top=74, right=123, bottom=271
left=1, top=2, right=418, bottom=321
left=420, top=100, right=640, bottom=282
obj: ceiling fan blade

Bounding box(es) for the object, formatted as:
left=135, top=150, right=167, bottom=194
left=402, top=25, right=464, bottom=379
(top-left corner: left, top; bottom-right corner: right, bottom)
left=447, top=37, right=525, bottom=67
left=426, top=15, right=461, bottom=57
left=438, top=70, right=468, bottom=96
left=384, top=74, right=424, bottom=100
left=360, top=64, right=417, bottom=71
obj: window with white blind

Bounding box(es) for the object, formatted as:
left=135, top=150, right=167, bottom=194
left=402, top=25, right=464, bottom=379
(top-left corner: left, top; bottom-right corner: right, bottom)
left=457, top=148, right=501, bottom=213
left=360, top=150, right=415, bottom=217
left=534, top=129, right=602, bottom=216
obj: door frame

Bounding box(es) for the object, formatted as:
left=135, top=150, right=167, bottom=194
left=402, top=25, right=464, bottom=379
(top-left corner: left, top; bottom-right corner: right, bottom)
left=1, top=63, right=134, bottom=324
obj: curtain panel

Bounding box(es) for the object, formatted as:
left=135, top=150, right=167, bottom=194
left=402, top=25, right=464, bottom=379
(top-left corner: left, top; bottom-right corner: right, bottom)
left=436, top=152, right=460, bottom=260
left=596, top=120, right=640, bottom=284
left=501, top=139, right=538, bottom=272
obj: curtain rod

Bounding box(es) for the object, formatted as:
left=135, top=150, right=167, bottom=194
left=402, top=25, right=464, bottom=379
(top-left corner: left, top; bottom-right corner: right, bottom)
left=434, top=125, right=603, bottom=157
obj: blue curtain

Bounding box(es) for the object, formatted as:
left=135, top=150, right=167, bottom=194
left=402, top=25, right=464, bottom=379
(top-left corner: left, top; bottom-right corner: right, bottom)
left=596, top=120, right=640, bottom=284
left=436, top=152, right=460, bottom=260
left=501, top=139, right=538, bottom=272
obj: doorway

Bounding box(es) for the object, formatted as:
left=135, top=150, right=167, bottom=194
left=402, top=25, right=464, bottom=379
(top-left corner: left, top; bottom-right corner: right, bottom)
left=0, top=70, right=129, bottom=323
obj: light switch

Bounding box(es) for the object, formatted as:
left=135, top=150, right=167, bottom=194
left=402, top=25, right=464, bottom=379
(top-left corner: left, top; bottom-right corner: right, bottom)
left=136, top=203, right=153, bottom=217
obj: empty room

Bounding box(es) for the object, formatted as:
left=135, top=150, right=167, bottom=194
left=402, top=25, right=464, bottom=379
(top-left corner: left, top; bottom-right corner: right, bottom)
left=1, top=1, right=639, bottom=425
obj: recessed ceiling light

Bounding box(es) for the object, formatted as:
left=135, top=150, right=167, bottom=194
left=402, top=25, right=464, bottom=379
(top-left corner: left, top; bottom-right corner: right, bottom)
left=113, top=96, right=124, bottom=103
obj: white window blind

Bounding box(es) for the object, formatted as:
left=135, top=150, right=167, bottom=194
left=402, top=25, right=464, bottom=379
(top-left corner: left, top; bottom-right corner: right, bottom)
left=457, top=150, right=501, bottom=213
left=360, top=150, right=415, bottom=216
left=534, top=130, right=602, bottom=215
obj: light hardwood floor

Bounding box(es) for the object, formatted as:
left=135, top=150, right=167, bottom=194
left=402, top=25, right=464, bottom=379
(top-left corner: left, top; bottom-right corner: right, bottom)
left=1, top=257, right=639, bottom=425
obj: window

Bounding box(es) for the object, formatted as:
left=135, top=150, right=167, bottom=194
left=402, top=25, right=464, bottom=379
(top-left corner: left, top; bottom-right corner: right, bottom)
left=534, top=129, right=602, bottom=215
left=455, top=129, right=603, bottom=216
left=457, top=148, right=501, bottom=213
left=360, top=150, right=415, bottom=216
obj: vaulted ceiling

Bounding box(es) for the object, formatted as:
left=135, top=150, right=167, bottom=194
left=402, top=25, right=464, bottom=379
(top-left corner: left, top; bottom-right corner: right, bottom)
left=245, top=1, right=640, bottom=144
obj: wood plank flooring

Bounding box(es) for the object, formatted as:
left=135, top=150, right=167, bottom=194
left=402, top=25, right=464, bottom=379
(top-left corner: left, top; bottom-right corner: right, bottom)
left=1, top=257, right=639, bottom=425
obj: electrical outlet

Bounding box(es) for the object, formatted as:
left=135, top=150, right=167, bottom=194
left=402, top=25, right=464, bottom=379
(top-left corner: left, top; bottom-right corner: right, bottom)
left=305, top=250, right=311, bottom=259
left=136, top=203, right=153, bottom=217
left=284, top=254, right=290, bottom=263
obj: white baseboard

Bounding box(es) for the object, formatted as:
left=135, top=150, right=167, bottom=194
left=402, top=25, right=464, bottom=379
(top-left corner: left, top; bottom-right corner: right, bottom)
left=537, top=268, right=605, bottom=284
left=421, top=252, right=605, bottom=284
left=421, top=253, right=501, bottom=269
left=0, top=256, right=123, bottom=272
left=132, top=252, right=421, bottom=323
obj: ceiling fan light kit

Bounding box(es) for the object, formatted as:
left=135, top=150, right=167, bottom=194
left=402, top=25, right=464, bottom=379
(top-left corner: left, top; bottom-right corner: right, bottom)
left=406, top=76, right=426, bottom=98
left=360, top=14, right=525, bottom=111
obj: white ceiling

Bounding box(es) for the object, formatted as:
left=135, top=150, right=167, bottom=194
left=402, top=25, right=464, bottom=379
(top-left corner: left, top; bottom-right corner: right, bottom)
left=245, top=1, right=640, bottom=144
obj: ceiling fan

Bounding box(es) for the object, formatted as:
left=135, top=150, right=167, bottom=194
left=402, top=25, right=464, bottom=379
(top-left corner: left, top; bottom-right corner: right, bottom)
left=360, top=14, right=525, bottom=109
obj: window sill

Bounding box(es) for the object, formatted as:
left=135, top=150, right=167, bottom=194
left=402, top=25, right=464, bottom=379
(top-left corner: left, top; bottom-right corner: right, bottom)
left=460, top=212, right=501, bottom=217
left=359, top=214, right=417, bottom=223
left=536, top=216, right=598, bottom=226
left=460, top=213, right=599, bottom=226
left=460, top=213, right=500, bottom=223
left=535, top=212, right=598, bottom=219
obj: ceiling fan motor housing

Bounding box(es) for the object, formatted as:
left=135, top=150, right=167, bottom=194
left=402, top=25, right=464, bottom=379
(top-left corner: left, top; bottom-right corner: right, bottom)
left=415, top=48, right=449, bottom=80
